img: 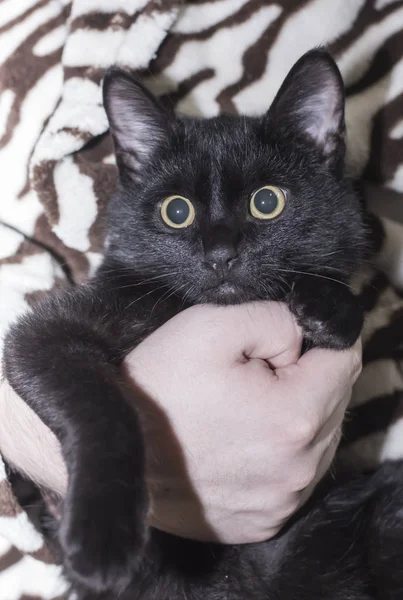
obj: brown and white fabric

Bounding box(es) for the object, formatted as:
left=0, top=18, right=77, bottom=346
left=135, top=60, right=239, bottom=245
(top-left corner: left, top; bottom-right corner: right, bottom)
left=1, top=0, right=403, bottom=597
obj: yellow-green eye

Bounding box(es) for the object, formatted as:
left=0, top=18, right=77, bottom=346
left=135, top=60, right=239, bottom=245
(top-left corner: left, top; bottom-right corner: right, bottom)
left=161, top=195, right=195, bottom=228
left=250, top=186, right=286, bottom=220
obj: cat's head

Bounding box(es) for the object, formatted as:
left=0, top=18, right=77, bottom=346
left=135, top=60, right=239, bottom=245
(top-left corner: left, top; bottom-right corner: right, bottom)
left=102, top=49, right=365, bottom=305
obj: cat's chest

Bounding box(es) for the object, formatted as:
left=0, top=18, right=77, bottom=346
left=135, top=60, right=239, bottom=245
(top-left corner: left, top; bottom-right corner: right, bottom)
left=114, top=292, right=188, bottom=357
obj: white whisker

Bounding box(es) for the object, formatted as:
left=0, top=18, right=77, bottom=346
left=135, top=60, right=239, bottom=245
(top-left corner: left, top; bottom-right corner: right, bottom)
left=126, top=284, right=169, bottom=310
left=261, top=265, right=351, bottom=289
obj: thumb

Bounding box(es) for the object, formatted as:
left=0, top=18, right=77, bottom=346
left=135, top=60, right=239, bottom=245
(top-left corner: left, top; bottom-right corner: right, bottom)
left=276, top=338, right=362, bottom=425
left=296, top=338, right=362, bottom=393
left=234, top=302, right=303, bottom=368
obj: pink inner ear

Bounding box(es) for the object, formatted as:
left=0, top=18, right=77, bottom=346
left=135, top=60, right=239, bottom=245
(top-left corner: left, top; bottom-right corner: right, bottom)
left=297, top=81, right=343, bottom=156
left=104, top=72, right=169, bottom=172
left=266, top=51, right=345, bottom=160
left=109, top=93, right=165, bottom=167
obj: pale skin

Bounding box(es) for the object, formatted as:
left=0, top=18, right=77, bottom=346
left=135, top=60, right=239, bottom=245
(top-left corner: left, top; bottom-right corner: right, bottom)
left=0, top=302, right=362, bottom=543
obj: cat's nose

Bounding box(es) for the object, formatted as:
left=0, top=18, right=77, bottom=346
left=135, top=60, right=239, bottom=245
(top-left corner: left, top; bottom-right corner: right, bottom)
left=204, top=247, right=238, bottom=277
left=203, top=224, right=239, bottom=278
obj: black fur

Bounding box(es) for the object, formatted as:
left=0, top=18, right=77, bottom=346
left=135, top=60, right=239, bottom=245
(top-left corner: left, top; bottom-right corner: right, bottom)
left=4, top=49, right=400, bottom=599
left=80, top=461, right=403, bottom=600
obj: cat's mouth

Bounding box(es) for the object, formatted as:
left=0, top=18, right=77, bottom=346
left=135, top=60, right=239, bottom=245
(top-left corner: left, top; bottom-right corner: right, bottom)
left=214, top=282, right=239, bottom=294
left=202, top=281, right=251, bottom=304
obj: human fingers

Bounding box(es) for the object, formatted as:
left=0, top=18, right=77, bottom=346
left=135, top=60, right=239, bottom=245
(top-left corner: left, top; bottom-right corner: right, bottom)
left=230, top=302, right=303, bottom=367
left=297, top=436, right=340, bottom=510
left=275, top=338, right=362, bottom=433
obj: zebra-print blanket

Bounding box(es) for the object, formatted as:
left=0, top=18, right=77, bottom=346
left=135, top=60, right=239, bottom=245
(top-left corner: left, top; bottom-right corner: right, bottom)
left=0, top=0, right=403, bottom=597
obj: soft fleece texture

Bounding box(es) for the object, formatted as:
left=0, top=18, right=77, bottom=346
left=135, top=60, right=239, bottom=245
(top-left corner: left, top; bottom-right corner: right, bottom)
left=1, top=0, right=403, bottom=597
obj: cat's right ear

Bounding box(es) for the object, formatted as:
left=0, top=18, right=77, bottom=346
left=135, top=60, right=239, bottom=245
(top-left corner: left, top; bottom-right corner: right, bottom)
left=264, top=49, right=345, bottom=168
left=103, top=68, right=171, bottom=174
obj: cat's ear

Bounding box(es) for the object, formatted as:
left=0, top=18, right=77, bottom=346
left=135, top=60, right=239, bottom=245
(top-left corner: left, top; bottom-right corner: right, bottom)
left=265, top=49, right=345, bottom=165
left=103, top=68, right=171, bottom=174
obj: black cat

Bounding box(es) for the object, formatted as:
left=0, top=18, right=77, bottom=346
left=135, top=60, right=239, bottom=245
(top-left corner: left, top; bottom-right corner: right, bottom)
left=4, top=49, right=402, bottom=599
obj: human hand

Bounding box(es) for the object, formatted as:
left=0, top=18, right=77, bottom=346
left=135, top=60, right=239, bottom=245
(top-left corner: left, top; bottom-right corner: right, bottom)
left=0, top=302, right=361, bottom=544
left=123, top=302, right=362, bottom=543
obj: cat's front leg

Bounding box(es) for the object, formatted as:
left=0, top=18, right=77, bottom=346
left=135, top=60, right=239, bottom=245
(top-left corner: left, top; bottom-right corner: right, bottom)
left=59, top=405, right=147, bottom=594
left=288, top=277, right=363, bottom=350
left=3, top=286, right=149, bottom=593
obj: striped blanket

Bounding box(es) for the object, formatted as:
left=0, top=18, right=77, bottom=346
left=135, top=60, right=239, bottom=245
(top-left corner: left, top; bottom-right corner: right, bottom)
left=0, top=0, right=403, bottom=597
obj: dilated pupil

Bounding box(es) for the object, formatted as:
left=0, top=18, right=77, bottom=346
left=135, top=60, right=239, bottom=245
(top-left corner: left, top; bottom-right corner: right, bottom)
left=167, top=197, right=189, bottom=224
left=254, top=189, right=278, bottom=213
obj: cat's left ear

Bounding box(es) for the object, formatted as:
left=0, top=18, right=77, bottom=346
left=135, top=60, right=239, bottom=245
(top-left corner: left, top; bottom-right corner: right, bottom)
left=103, top=68, right=172, bottom=174
left=265, top=49, right=345, bottom=166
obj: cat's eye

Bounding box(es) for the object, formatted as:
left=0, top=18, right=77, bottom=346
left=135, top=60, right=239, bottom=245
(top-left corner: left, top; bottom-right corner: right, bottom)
left=250, top=186, right=286, bottom=220
left=161, top=195, right=195, bottom=229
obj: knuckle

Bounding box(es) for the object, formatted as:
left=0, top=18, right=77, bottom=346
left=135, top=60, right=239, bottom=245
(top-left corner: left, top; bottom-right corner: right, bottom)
left=332, top=427, right=342, bottom=447
left=292, top=319, right=304, bottom=346
left=288, top=416, right=318, bottom=446
left=263, top=526, right=281, bottom=541
left=351, top=350, right=363, bottom=380
left=279, top=306, right=302, bottom=348
left=292, top=465, right=316, bottom=491
left=279, top=500, right=299, bottom=522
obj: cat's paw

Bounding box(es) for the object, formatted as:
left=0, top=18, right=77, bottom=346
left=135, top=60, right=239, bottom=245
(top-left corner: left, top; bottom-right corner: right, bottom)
left=59, top=476, right=148, bottom=594
left=289, top=277, right=363, bottom=350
